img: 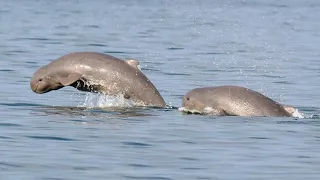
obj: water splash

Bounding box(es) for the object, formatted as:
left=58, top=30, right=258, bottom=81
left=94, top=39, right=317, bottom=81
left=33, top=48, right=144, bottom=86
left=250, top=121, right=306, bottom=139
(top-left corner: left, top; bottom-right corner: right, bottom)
left=310, top=114, right=320, bottom=119
left=292, top=109, right=304, bottom=118
left=78, top=92, right=138, bottom=108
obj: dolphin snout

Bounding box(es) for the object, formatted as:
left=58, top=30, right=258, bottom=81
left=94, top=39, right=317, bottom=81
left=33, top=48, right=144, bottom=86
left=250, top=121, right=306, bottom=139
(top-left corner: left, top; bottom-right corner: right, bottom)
left=181, top=99, right=186, bottom=107
left=30, top=80, right=39, bottom=93
left=30, top=78, right=47, bottom=94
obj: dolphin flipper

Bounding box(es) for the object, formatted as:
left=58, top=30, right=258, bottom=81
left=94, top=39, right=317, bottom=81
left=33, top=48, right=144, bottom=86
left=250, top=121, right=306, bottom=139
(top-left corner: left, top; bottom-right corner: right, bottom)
left=60, top=73, right=82, bottom=86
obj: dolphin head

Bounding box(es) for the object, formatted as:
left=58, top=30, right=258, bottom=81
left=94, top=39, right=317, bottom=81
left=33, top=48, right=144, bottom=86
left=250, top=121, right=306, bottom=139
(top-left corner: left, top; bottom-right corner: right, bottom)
left=181, top=90, right=207, bottom=113
left=30, top=66, right=63, bottom=94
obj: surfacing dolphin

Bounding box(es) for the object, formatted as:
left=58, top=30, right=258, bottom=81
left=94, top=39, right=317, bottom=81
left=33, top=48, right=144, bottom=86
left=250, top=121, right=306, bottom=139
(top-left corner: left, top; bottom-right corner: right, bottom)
left=180, top=85, right=300, bottom=117
left=30, top=52, right=166, bottom=107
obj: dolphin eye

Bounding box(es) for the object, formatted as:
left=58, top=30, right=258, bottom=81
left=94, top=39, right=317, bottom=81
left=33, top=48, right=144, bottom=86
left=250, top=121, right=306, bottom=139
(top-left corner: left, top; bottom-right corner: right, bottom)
left=38, top=78, right=43, bottom=82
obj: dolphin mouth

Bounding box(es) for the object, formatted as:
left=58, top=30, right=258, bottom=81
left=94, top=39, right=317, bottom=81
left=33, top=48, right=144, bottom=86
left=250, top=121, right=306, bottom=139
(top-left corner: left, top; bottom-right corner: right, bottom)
left=31, top=83, right=40, bottom=93
left=35, top=84, right=40, bottom=92
left=38, top=86, right=52, bottom=94
left=32, top=83, right=50, bottom=94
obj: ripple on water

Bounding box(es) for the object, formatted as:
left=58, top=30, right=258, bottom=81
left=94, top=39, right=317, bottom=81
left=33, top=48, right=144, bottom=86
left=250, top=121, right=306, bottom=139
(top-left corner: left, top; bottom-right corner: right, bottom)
left=0, top=69, right=14, bottom=72
left=84, top=25, right=100, bottom=29
left=103, top=50, right=126, bottom=54
left=0, top=102, right=44, bottom=107
left=0, top=162, right=23, bottom=169
left=179, top=157, right=199, bottom=161
left=167, top=47, right=185, bottom=50
left=181, top=140, right=197, bottom=144
left=0, top=123, right=23, bottom=127
left=11, top=37, right=52, bottom=41
left=276, top=120, right=320, bottom=124
left=310, top=114, right=320, bottom=119
left=41, top=178, right=65, bottom=180
left=0, top=136, right=12, bottom=139
left=274, top=81, right=294, bottom=84
left=163, top=72, right=191, bottom=76
left=181, top=167, right=207, bottom=170
left=87, top=43, right=107, bottom=47
left=123, top=176, right=173, bottom=180
left=128, top=163, right=153, bottom=168
left=122, top=142, right=151, bottom=148
left=25, top=136, right=76, bottom=141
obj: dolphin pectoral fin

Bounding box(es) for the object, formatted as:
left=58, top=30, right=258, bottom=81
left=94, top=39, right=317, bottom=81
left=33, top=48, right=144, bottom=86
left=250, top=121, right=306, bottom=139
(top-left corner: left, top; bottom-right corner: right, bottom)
left=203, top=107, right=227, bottom=116
left=60, top=73, right=82, bottom=86
left=125, top=59, right=141, bottom=71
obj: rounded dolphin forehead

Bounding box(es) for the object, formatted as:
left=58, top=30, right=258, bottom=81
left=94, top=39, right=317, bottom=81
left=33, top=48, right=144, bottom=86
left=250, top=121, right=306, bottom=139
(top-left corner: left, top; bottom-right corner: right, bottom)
left=33, top=66, right=49, bottom=77
left=186, top=88, right=208, bottom=97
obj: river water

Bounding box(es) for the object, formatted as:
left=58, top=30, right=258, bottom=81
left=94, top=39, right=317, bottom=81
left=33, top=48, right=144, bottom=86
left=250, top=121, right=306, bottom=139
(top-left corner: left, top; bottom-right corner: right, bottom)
left=1, top=0, right=320, bottom=179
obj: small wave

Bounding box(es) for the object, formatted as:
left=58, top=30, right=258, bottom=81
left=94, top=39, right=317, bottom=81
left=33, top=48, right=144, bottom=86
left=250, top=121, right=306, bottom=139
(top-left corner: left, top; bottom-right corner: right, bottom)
left=0, top=123, right=22, bottom=127
left=0, top=136, right=12, bottom=139
left=25, top=135, right=75, bottom=141
left=122, top=141, right=151, bottom=147
left=0, top=162, right=23, bottom=168
left=309, top=114, right=320, bottom=119
left=84, top=25, right=99, bottom=28
left=0, top=102, right=44, bottom=107
left=87, top=43, right=107, bottom=47
left=167, top=47, right=185, bottom=50
left=179, top=157, right=198, bottom=161
left=123, top=176, right=172, bottom=180
left=163, top=72, right=191, bottom=76
left=128, top=163, right=152, bottom=168
left=103, top=50, right=126, bottom=54
left=12, top=37, right=51, bottom=41
left=294, top=107, right=320, bottom=119
left=0, top=69, right=14, bottom=72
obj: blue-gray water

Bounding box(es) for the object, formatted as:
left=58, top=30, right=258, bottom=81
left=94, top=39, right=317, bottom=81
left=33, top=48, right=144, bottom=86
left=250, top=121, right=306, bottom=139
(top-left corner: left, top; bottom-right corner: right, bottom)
left=1, top=0, right=320, bottom=179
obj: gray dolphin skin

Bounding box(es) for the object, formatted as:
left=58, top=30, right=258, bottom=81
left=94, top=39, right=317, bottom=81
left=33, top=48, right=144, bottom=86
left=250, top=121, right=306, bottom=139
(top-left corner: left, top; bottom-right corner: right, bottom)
left=181, top=86, right=296, bottom=117
left=30, top=52, right=166, bottom=107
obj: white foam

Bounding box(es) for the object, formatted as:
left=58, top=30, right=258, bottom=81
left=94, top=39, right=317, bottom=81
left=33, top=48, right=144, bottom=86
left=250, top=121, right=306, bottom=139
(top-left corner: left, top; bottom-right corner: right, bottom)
left=292, top=109, right=304, bottom=119
left=203, top=107, right=214, bottom=114
left=178, top=107, right=202, bottom=114
left=178, top=107, right=186, bottom=112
